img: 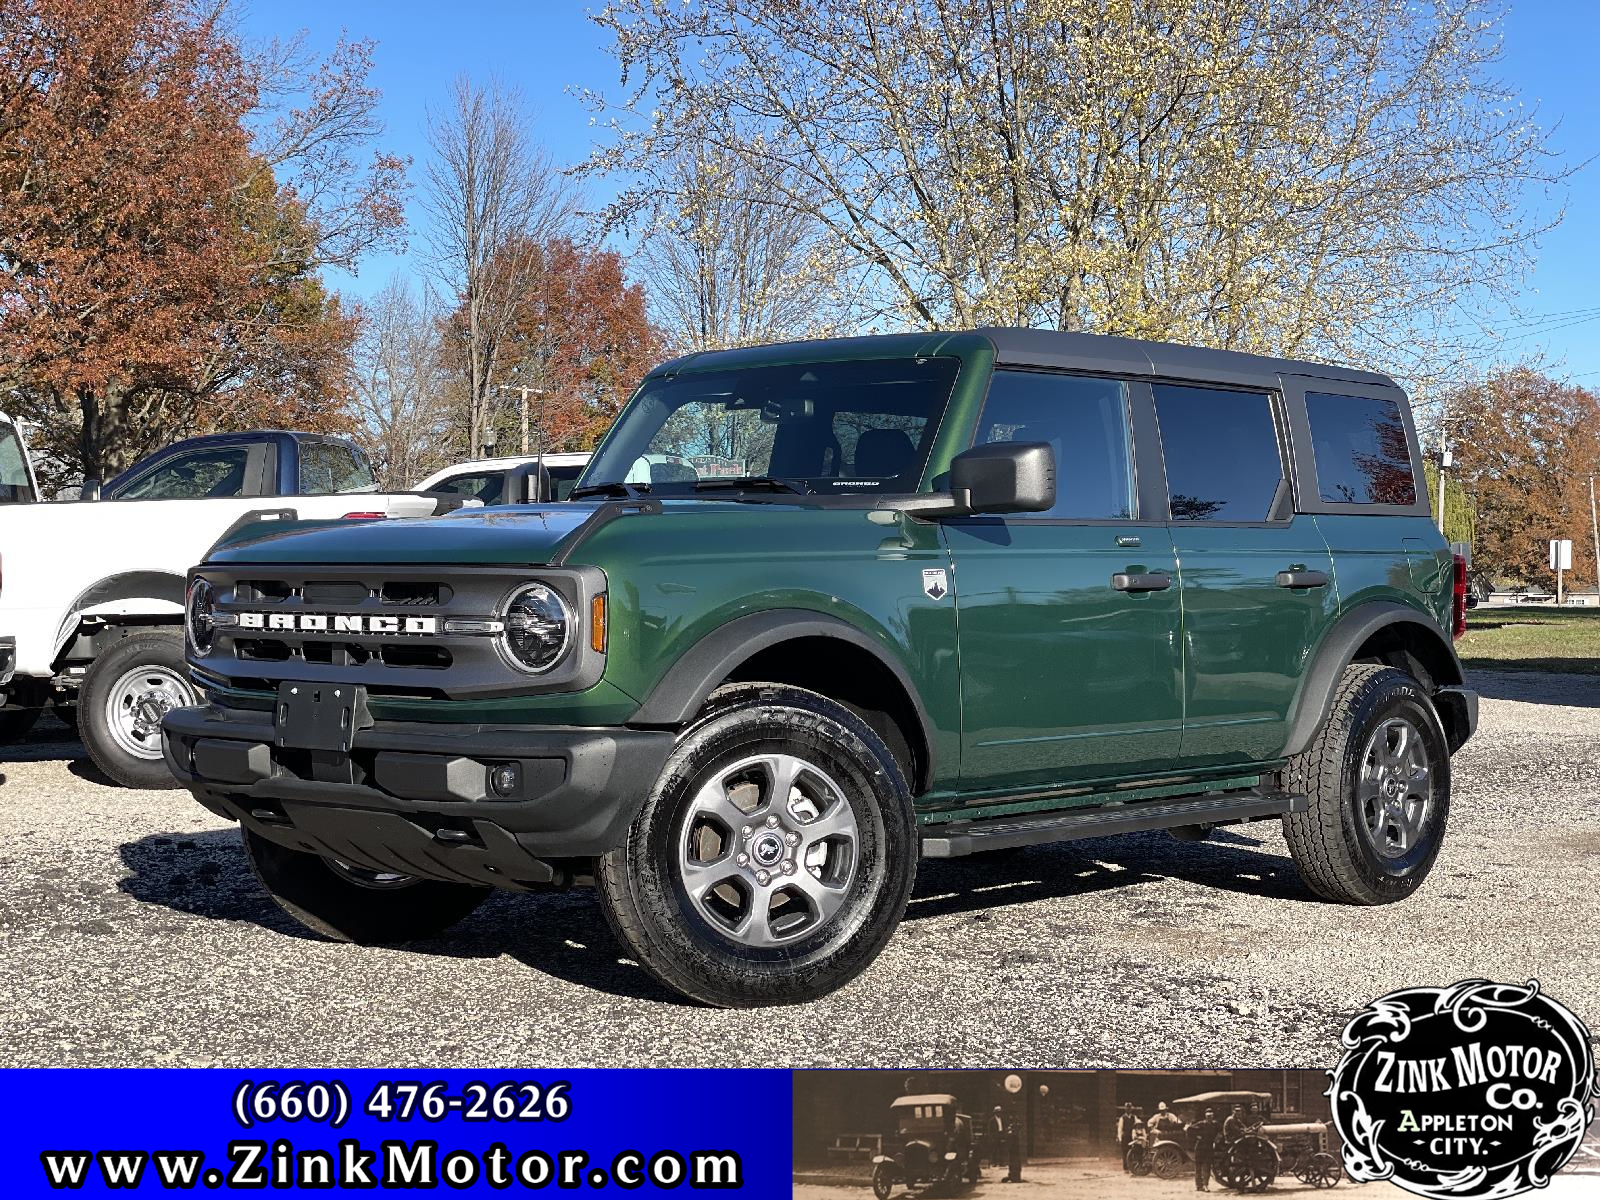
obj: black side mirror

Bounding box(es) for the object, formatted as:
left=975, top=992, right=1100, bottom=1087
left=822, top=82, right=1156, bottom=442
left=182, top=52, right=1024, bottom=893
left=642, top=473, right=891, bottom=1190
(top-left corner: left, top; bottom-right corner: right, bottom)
left=80, top=477, right=102, bottom=501
left=948, top=442, right=1055, bottom=514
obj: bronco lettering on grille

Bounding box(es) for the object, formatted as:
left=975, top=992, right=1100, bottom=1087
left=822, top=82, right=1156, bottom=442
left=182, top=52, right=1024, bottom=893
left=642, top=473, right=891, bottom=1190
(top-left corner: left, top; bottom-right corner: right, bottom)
left=235, top=612, right=439, bottom=635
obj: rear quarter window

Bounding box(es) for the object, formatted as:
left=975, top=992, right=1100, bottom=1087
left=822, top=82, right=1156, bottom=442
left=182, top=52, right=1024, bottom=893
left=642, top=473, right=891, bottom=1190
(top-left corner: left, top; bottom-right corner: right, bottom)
left=1304, top=392, right=1417, bottom=505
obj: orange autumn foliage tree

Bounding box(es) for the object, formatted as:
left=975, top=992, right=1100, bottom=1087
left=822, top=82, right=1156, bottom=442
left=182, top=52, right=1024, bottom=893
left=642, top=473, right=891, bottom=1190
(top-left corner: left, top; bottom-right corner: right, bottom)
left=0, top=0, right=404, bottom=488
left=1446, top=368, right=1600, bottom=586
left=442, top=237, right=661, bottom=454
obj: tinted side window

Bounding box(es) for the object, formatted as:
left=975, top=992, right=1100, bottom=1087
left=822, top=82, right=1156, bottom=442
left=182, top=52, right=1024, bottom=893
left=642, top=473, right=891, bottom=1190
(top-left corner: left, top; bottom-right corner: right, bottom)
left=1153, top=385, right=1284, bottom=521
left=546, top=464, right=584, bottom=500
left=117, top=448, right=251, bottom=500
left=1305, top=391, right=1417, bottom=505
left=429, top=471, right=505, bottom=503
left=300, top=442, right=375, bottom=494
left=974, top=370, right=1134, bottom=519
left=0, top=425, right=33, bottom=502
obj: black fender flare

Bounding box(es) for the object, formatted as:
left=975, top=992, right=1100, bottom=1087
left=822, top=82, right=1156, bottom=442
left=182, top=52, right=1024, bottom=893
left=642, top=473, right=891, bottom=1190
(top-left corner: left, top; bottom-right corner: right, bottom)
left=1282, top=600, right=1466, bottom=757
left=629, top=609, right=939, bottom=776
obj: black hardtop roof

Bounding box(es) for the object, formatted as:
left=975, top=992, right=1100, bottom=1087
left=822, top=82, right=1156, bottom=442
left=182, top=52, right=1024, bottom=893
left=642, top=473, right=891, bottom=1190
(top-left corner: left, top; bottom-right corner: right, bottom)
left=646, top=328, right=1398, bottom=393
left=978, top=327, right=1398, bottom=391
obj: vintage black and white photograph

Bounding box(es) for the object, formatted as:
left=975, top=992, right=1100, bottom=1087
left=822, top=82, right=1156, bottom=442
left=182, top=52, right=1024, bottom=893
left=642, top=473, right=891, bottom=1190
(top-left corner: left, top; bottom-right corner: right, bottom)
left=792, top=1070, right=1600, bottom=1199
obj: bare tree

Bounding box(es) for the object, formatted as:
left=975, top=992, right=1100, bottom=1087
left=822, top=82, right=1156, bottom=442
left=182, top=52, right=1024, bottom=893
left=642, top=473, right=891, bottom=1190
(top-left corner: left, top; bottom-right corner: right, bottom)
left=350, top=277, right=452, bottom=487
left=423, top=76, right=576, bottom=454
left=586, top=0, right=1572, bottom=381
left=637, top=148, right=854, bottom=351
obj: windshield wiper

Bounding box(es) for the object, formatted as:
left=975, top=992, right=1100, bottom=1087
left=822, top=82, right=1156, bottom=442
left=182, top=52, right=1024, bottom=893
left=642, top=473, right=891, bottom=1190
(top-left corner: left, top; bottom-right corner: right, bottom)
left=692, top=476, right=809, bottom=496
left=569, top=481, right=652, bottom=501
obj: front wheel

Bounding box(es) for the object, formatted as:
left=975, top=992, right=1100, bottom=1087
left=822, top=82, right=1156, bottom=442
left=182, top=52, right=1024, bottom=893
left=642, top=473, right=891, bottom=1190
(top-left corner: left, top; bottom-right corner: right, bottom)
left=1282, top=664, right=1451, bottom=905
left=871, top=1162, right=896, bottom=1200
left=244, top=829, right=489, bottom=944
left=597, top=683, right=918, bottom=1008
left=78, top=629, right=197, bottom=788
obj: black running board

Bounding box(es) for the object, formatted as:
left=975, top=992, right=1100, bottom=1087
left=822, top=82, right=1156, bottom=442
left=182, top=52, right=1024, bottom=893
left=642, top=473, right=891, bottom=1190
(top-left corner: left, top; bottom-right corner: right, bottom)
left=919, top=789, right=1307, bottom=859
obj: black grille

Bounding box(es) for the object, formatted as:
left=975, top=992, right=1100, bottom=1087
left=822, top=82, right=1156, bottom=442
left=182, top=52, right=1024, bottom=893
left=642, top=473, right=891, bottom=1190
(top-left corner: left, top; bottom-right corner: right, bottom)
left=191, top=562, right=606, bottom=701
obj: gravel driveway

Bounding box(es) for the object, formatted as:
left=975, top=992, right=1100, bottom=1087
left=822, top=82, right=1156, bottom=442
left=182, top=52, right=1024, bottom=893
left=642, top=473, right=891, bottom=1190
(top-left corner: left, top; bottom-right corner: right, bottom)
left=1, top=669, right=1595, bottom=1068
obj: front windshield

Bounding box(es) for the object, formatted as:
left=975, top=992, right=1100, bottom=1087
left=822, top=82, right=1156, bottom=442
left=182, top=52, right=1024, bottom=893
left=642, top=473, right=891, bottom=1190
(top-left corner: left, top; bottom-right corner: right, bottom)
left=581, top=356, right=961, bottom=495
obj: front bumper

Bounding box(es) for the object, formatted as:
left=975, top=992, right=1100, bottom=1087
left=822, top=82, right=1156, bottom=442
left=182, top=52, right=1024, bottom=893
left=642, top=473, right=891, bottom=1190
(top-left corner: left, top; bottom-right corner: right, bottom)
left=161, top=703, right=674, bottom=889
left=0, top=637, right=13, bottom=688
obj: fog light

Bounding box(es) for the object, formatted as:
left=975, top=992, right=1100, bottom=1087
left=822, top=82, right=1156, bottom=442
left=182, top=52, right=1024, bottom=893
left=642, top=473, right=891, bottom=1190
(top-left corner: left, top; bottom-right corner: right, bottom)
left=489, top=762, right=521, bottom=797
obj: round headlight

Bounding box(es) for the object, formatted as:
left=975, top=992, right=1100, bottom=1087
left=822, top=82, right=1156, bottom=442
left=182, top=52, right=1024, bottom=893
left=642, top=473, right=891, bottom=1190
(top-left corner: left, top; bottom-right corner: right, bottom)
left=186, top=577, right=216, bottom=655
left=502, top=583, right=571, bottom=673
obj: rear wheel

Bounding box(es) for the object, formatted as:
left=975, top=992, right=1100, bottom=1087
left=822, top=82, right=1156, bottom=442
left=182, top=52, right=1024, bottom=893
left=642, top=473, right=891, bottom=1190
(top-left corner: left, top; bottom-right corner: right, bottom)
left=1282, top=664, right=1450, bottom=905
left=243, top=829, right=489, bottom=944
left=597, top=683, right=917, bottom=1007
left=78, top=629, right=197, bottom=788
left=1308, top=1152, right=1341, bottom=1187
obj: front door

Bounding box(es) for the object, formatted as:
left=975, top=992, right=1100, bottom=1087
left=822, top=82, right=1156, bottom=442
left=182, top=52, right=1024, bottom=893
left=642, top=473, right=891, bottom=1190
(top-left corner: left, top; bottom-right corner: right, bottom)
left=1151, top=382, right=1338, bottom=766
left=948, top=369, right=1184, bottom=796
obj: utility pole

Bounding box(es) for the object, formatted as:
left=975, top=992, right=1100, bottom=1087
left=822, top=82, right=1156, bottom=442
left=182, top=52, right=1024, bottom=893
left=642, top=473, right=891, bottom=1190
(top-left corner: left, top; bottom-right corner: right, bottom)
left=1590, top=473, right=1599, bottom=605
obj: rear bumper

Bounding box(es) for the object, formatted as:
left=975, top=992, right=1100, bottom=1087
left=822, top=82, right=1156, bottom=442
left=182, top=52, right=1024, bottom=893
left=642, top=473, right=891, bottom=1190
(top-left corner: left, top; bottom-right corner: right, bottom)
left=0, top=637, right=13, bottom=687
left=160, top=703, right=674, bottom=889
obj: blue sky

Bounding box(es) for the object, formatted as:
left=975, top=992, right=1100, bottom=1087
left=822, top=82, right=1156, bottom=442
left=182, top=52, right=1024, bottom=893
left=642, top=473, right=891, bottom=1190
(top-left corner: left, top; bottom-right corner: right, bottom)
left=238, top=0, right=1600, bottom=381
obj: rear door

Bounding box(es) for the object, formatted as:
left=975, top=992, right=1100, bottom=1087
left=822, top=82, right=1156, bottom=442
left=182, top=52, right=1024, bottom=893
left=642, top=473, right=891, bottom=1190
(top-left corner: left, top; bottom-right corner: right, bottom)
left=1153, top=383, right=1338, bottom=766
left=947, top=369, right=1184, bottom=794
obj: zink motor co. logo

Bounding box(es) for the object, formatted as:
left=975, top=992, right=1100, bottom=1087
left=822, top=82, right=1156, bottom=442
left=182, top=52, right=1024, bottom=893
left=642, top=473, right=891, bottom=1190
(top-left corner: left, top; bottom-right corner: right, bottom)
left=1329, top=980, right=1597, bottom=1198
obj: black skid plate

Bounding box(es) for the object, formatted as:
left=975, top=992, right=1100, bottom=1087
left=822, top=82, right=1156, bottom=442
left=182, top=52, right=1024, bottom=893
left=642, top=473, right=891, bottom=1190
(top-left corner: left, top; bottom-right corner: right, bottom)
left=274, top=682, right=368, bottom=753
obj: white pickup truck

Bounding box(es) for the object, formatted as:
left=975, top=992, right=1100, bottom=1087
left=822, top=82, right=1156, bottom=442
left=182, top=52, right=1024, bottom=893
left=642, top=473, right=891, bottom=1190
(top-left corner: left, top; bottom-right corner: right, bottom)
left=0, top=428, right=467, bottom=787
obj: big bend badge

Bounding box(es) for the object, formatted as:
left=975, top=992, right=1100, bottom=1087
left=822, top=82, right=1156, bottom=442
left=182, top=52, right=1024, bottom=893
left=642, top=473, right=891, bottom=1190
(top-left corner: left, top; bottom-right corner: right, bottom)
left=1329, top=980, right=1597, bottom=1198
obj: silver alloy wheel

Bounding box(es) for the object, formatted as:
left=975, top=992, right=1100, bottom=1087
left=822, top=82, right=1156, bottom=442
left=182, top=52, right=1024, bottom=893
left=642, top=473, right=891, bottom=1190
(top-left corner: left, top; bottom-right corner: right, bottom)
left=326, top=859, right=417, bottom=890
left=103, top=664, right=197, bottom=760
left=677, top=752, right=860, bottom=947
left=1356, top=716, right=1432, bottom=859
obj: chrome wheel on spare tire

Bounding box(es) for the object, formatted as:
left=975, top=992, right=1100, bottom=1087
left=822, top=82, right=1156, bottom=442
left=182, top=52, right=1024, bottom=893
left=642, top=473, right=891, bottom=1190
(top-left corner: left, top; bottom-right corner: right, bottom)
left=597, top=682, right=917, bottom=1008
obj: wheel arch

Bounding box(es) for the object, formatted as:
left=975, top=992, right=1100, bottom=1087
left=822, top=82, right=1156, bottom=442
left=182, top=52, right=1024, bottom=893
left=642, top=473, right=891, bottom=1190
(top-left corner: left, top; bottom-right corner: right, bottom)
left=1283, top=601, right=1467, bottom=758
left=51, top=570, right=187, bottom=665
left=630, top=610, right=937, bottom=795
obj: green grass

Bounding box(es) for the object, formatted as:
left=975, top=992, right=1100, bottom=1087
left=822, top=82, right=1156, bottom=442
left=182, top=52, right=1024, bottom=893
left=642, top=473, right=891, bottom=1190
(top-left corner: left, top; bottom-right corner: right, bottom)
left=1457, top=606, right=1600, bottom=674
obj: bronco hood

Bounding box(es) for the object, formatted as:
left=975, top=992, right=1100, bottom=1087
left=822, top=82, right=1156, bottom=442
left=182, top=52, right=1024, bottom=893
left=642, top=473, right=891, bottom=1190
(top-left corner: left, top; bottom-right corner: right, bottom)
left=207, top=504, right=602, bottom=566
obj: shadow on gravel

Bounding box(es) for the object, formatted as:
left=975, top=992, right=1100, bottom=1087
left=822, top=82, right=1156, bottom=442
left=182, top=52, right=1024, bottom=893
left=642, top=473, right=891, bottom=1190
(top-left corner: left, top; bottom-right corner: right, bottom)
left=906, top=827, right=1315, bottom=920
left=115, top=829, right=686, bottom=1005
left=0, top=708, right=86, bottom=765
left=1467, top=669, right=1600, bottom=708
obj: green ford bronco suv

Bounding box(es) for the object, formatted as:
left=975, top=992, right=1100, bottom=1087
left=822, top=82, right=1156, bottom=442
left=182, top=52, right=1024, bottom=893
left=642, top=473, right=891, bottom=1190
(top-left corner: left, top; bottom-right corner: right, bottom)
left=163, top=330, right=1477, bottom=1007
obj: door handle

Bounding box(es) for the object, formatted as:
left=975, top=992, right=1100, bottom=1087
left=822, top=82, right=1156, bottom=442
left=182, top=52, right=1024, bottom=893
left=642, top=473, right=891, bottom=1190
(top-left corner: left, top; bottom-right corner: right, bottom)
left=1112, top=571, right=1172, bottom=592
left=1275, top=569, right=1330, bottom=589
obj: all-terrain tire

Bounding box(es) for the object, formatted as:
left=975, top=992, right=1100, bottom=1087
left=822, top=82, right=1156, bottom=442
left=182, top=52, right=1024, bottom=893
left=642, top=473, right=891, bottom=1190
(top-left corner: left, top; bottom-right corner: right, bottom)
left=243, top=829, right=490, bottom=944
left=79, top=628, right=197, bottom=788
left=1281, top=663, right=1451, bottom=905
left=597, top=683, right=918, bottom=1007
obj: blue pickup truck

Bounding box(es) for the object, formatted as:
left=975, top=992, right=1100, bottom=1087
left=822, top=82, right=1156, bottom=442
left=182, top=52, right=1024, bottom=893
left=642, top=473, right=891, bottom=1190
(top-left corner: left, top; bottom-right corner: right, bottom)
left=99, top=430, right=382, bottom=501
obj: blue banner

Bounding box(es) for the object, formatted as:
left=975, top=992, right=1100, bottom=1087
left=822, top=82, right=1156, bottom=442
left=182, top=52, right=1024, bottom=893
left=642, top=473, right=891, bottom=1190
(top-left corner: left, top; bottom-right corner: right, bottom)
left=0, top=1070, right=791, bottom=1194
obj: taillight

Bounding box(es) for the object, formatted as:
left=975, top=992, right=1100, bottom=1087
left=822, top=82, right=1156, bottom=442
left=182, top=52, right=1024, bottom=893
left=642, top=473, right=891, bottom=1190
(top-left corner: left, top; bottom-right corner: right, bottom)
left=341, top=511, right=384, bottom=520
left=1451, top=553, right=1468, bottom=640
